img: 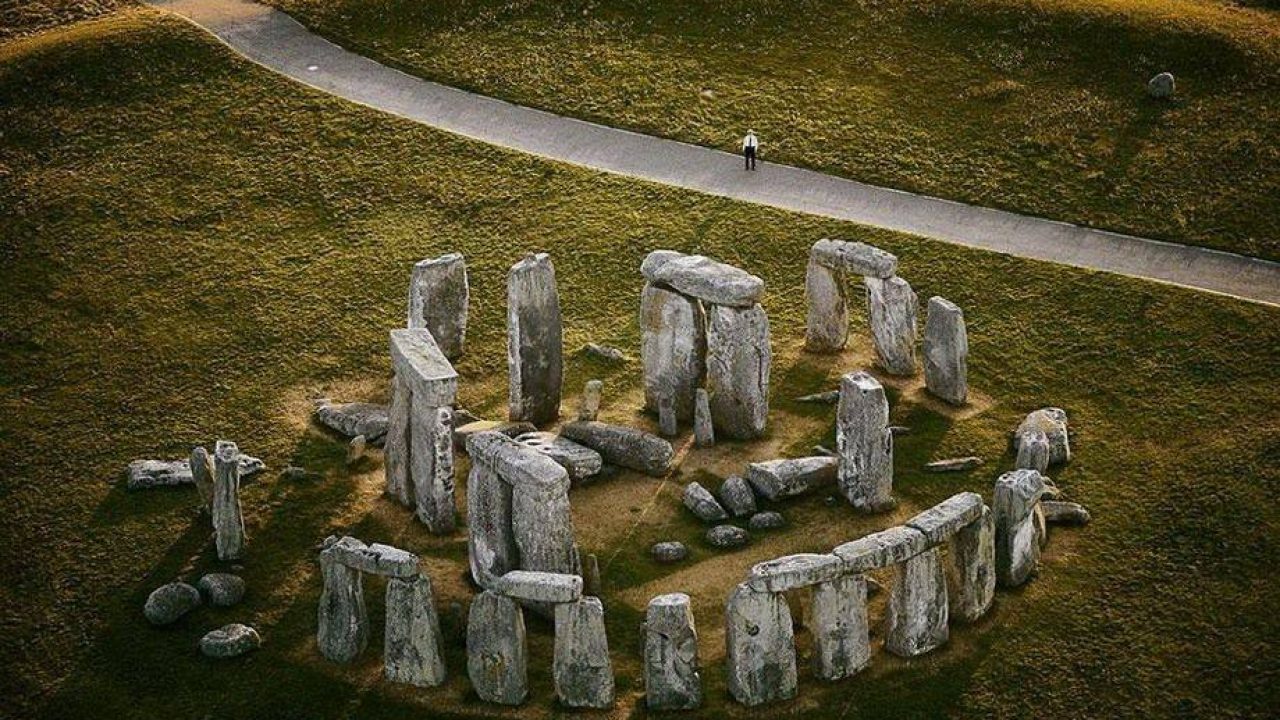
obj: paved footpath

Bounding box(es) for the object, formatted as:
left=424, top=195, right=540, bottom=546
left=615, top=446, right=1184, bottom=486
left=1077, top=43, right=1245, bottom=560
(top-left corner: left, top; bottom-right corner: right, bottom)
left=153, top=0, right=1280, bottom=306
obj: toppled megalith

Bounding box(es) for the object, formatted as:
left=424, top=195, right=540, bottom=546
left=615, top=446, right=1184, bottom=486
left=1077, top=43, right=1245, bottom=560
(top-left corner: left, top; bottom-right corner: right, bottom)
left=507, top=253, right=563, bottom=426
left=212, top=440, right=246, bottom=561
left=644, top=593, right=702, bottom=710
left=994, top=469, right=1047, bottom=587
left=746, top=456, right=837, bottom=500
left=706, top=302, right=771, bottom=440
left=388, top=328, right=459, bottom=534
left=553, top=597, right=615, bottom=709
left=1014, top=407, right=1071, bottom=465
left=865, top=275, right=918, bottom=376
left=560, top=421, right=674, bottom=476
left=407, top=252, right=468, bottom=361
left=725, top=583, right=797, bottom=707
left=804, top=239, right=899, bottom=353
left=384, top=574, right=446, bottom=687
left=640, top=282, right=706, bottom=421
left=467, top=590, right=528, bottom=706
left=837, top=372, right=893, bottom=511
left=923, top=296, right=969, bottom=405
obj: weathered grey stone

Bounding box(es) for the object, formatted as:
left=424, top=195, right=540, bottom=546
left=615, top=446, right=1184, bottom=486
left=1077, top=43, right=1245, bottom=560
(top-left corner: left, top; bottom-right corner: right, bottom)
left=925, top=456, right=982, bottom=473
left=644, top=593, right=702, bottom=710
left=212, top=441, right=246, bottom=561
left=199, top=623, right=260, bottom=659
left=197, top=573, right=245, bottom=607
left=384, top=374, right=412, bottom=506
left=994, top=469, right=1046, bottom=587
left=1016, top=428, right=1050, bottom=473
left=385, top=575, right=446, bottom=687
left=493, top=570, right=582, bottom=604
left=683, top=482, right=729, bottom=522
left=467, top=591, right=528, bottom=705
left=413, top=405, right=455, bottom=533
left=885, top=547, right=949, bottom=657
left=651, top=542, right=688, bottom=564
left=1014, top=407, right=1070, bottom=465
left=810, top=238, right=898, bottom=278
left=453, top=419, right=536, bottom=451
left=578, top=379, right=603, bottom=422
left=511, top=482, right=579, bottom=603
left=389, top=328, right=459, bottom=407
left=407, top=252, right=468, bottom=360
left=746, top=456, right=837, bottom=500
left=693, top=388, right=714, bottom=447
left=324, top=536, right=421, bottom=578
left=553, top=597, right=615, bottom=708
left=833, top=525, right=927, bottom=573
left=316, top=401, right=390, bottom=443
left=725, top=583, right=797, bottom=707
left=947, top=505, right=996, bottom=623
left=187, top=446, right=214, bottom=514
left=583, top=343, right=625, bottom=362
left=583, top=553, right=602, bottom=597
left=706, top=303, right=771, bottom=440
left=467, top=462, right=517, bottom=588
left=658, top=393, right=678, bottom=437
left=641, top=250, right=764, bottom=307
left=347, top=434, right=367, bottom=465
left=125, top=454, right=263, bottom=491
left=905, top=491, right=985, bottom=545
left=812, top=574, right=870, bottom=680
left=1042, top=500, right=1091, bottom=526
left=143, top=582, right=200, bottom=625
left=640, top=282, right=706, bottom=421
left=507, top=253, right=563, bottom=425
left=706, top=525, right=749, bottom=549
left=560, top=421, right=674, bottom=476
left=318, top=544, right=368, bottom=662
left=836, top=372, right=894, bottom=511
left=718, top=476, right=756, bottom=517
left=467, top=431, right=570, bottom=491
left=515, top=431, right=602, bottom=480
left=747, top=511, right=786, bottom=531
left=1148, top=71, right=1175, bottom=99
left=804, top=256, right=848, bottom=352
left=748, top=553, right=844, bottom=593
left=865, top=276, right=918, bottom=376
left=795, top=389, right=840, bottom=404
left=922, top=296, right=968, bottom=405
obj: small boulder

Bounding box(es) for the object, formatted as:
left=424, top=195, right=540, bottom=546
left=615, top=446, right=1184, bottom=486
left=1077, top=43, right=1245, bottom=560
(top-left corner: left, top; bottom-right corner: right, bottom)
left=718, top=476, right=757, bottom=517
left=1147, top=72, right=1175, bottom=99
left=706, top=525, right=749, bottom=549
left=651, top=541, right=689, bottom=564
left=315, top=401, right=389, bottom=443
left=747, top=511, right=786, bottom=531
left=199, top=623, right=261, bottom=658
left=144, top=582, right=201, bottom=626
left=197, top=573, right=246, bottom=607
left=682, top=482, right=728, bottom=522
left=1042, top=500, right=1091, bottom=526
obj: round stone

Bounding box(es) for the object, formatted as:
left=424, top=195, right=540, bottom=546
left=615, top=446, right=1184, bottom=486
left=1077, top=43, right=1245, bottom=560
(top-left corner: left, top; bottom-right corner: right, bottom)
left=199, top=623, right=261, bottom=658
left=651, top=541, right=688, bottom=564
left=197, top=573, right=246, bottom=607
left=705, top=525, right=749, bottom=549
left=747, top=511, right=786, bottom=531
left=143, top=582, right=201, bottom=626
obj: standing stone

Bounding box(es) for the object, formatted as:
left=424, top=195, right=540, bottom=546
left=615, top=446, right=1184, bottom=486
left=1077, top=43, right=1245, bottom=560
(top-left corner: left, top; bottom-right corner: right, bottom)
left=190, top=445, right=214, bottom=514
left=865, top=276, right=918, bottom=376
left=947, top=505, right=996, bottom=622
left=1015, top=428, right=1050, bottom=473
left=390, top=328, right=459, bottom=533
left=923, top=296, right=968, bottom=405
left=317, top=544, right=368, bottom=663
left=693, top=388, right=714, bottom=447
left=658, top=393, right=678, bottom=437
left=553, top=597, right=615, bottom=709
left=804, top=257, right=848, bottom=352
left=578, top=379, right=602, bottom=421
left=836, top=372, right=894, bottom=512
left=507, top=253, right=563, bottom=426
left=407, top=252, right=469, bottom=360
left=467, top=591, right=528, bottom=705
left=884, top=547, right=949, bottom=657
left=640, top=282, right=706, bottom=421
left=725, top=583, right=797, bottom=707
left=718, top=476, right=757, bottom=517
left=582, top=553, right=602, bottom=597
left=1014, top=408, right=1070, bottom=465
left=994, top=469, right=1046, bottom=587
left=411, top=402, right=456, bottom=533
left=385, top=575, right=446, bottom=687
left=384, top=373, right=413, bottom=506
left=811, top=574, right=870, bottom=680
left=706, top=303, right=771, bottom=440
left=212, top=440, right=246, bottom=561
left=644, top=593, right=702, bottom=710
left=466, top=462, right=517, bottom=588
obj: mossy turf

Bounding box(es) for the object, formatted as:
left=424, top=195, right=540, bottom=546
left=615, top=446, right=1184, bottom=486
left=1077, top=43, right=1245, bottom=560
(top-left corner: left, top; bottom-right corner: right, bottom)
left=267, top=0, right=1280, bottom=261
left=2, top=10, right=1280, bottom=719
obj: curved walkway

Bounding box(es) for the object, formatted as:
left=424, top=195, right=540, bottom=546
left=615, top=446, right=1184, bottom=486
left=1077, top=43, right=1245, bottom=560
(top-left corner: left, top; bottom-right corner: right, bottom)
left=153, top=0, right=1280, bottom=306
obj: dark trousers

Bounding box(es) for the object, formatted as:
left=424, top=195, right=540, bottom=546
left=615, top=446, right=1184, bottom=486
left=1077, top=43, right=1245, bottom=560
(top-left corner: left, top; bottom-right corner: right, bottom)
left=744, top=146, right=756, bottom=170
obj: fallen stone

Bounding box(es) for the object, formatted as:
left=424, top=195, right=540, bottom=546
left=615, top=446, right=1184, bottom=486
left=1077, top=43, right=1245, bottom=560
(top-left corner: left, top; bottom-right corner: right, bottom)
left=144, top=582, right=201, bottom=626
left=884, top=547, right=949, bottom=657
left=651, top=541, right=689, bottom=564
left=725, top=584, right=797, bottom=707
left=553, top=597, right=615, bottom=709
left=318, top=543, right=368, bottom=662
left=706, top=525, right=749, bottom=549
left=706, top=303, right=771, bottom=440
left=641, top=282, right=706, bottom=421
left=467, top=591, right=528, bottom=705
left=641, top=250, right=764, bottom=307
left=834, top=525, right=927, bottom=573
left=385, top=574, right=447, bottom=687
left=904, top=492, right=985, bottom=545
left=837, top=371, right=894, bottom=511
left=507, top=253, right=563, bottom=425
left=682, top=482, right=729, bottom=522
left=493, top=570, right=583, bottom=604
left=197, top=573, right=245, bottom=607
left=124, top=454, right=264, bottom=490
left=947, top=505, right=996, bottom=623
left=747, top=552, right=844, bottom=593
left=199, top=623, right=260, bottom=659
left=811, top=574, right=871, bottom=680
left=407, top=252, right=468, bottom=360
left=515, top=431, right=602, bottom=481
left=212, top=441, right=246, bottom=562
left=804, top=256, right=848, bottom=352
left=746, top=456, right=837, bottom=500
left=583, top=343, right=625, bottom=362
left=994, top=469, right=1046, bottom=587
left=561, top=421, right=674, bottom=476
left=454, top=419, right=537, bottom=451
left=925, top=456, right=982, bottom=473
left=578, top=379, right=602, bottom=422
left=315, top=401, right=389, bottom=443
left=644, top=593, right=702, bottom=710
left=747, top=511, right=786, bottom=531
left=1148, top=71, right=1175, bottom=99
left=865, top=276, right=918, bottom=375
left=810, top=238, right=898, bottom=278
left=718, top=476, right=756, bottom=517
left=1014, top=407, right=1070, bottom=465
left=922, top=296, right=969, bottom=405
left=794, top=389, right=840, bottom=404
left=1042, top=500, right=1091, bottom=526
left=693, top=388, right=714, bottom=447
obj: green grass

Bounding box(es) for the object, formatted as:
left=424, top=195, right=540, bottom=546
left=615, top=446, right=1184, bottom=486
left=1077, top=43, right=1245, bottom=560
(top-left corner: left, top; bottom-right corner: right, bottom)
left=266, top=0, right=1280, bottom=261
left=2, top=9, right=1279, bottom=719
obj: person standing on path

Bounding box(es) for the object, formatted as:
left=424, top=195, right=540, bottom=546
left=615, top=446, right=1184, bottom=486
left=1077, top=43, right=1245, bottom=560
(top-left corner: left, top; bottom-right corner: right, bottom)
left=742, top=130, right=759, bottom=171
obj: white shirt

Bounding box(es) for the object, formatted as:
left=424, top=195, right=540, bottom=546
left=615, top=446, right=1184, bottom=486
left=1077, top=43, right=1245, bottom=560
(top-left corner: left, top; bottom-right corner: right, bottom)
left=742, top=133, right=758, bottom=150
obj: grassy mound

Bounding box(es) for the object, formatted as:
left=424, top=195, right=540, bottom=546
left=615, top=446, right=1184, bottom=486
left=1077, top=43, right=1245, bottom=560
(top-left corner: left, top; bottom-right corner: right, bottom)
left=1, top=10, right=1278, bottom=719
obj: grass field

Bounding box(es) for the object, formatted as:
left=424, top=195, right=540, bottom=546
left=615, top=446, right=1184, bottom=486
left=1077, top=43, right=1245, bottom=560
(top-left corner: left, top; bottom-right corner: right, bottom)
left=2, top=8, right=1279, bottom=719
left=264, top=0, right=1280, bottom=261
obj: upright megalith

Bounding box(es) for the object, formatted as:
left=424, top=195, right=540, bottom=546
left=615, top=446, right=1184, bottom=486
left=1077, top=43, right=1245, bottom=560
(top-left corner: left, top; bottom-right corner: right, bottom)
left=804, top=256, right=848, bottom=353
left=317, top=540, right=369, bottom=663
left=467, top=591, right=528, bottom=706
left=507, top=253, right=563, bottom=426
left=865, top=276, right=918, bottom=376
left=1014, top=408, right=1070, bottom=465
left=706, top=302, right=771, bottom=440
left=644, top=593, right=702, bottom=710
left=994, top=469, right=1047, bottom=587
left=947, top=505, right=996, bottom=622
left=578, top=379, right=602, bottom=422
left=884, top=546, right=949, bottom=657
left=693, top=388, right=714, bottom=447
left=641, top=282, right=706, bottom=421
left=190, top=445, right=214, bottom=514
left=725, top=584, right=797, bottom=706
left=385, top=574, right=446, bottom=687
left=466, top=459, right=517, bottom=587
left=811, top=574, right=871, bottom=680
left=212, top=440, right=246, bottom=561
left=836, top=372, right=893, bottom=511
left=553, top=597, right=615, bottom=709
left=389, top=328, right=459, bottom=533
left=923, top=296, right=968, bottom=405
left=384, top=373, right=413, bottom=506
left=1015, top=428, right=1050, bottom=473
left=407, top=252, right=469, bottom=360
